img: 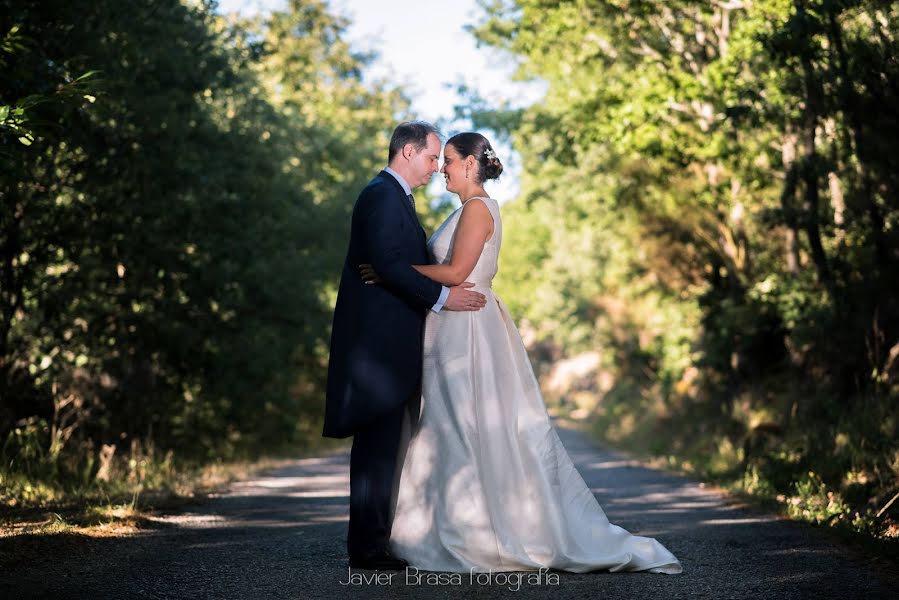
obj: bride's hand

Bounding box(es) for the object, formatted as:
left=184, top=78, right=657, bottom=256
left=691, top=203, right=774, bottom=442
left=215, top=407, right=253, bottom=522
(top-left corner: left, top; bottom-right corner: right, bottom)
left=359, top=263, right=382, bottom=285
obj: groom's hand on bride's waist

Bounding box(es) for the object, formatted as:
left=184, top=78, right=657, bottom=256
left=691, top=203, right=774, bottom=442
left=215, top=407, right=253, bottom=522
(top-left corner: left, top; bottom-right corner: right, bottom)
left=357, top=264, right=485, bottom=311
left=444, top=282, right=487, bottom=311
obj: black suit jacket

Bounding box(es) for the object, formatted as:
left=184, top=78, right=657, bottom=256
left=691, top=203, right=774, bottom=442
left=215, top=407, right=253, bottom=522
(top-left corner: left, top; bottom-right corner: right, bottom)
left=322, top=171, right=443, bottom=438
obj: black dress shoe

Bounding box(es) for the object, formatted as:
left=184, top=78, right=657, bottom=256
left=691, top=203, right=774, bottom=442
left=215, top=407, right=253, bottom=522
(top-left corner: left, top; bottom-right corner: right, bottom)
left=348, top=547, right=409, bottom=570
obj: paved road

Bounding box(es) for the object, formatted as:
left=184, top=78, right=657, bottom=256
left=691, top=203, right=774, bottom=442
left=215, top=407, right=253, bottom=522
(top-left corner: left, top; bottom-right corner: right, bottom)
left=2, top=422, right=895, bottom=599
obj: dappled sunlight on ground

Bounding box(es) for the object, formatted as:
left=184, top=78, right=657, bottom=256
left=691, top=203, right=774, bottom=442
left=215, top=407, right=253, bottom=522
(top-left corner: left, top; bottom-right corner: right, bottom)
left=3, top=423, right=896, bottom=598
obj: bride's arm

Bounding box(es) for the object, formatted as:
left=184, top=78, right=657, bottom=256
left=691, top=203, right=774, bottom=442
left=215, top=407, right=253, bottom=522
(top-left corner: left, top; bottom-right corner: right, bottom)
left=413, top=199, right=494, bottom=287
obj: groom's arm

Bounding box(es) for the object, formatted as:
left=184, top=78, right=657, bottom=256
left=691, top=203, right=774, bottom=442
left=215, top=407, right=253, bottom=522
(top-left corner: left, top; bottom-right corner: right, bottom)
left=361, top=190, right=443, bottom=310
left=431, top=286, right=450, bottom=313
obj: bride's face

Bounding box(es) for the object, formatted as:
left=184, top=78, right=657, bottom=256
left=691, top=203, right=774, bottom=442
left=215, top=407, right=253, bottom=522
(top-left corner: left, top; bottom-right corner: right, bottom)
left=440, top=143, right=471, bottom=195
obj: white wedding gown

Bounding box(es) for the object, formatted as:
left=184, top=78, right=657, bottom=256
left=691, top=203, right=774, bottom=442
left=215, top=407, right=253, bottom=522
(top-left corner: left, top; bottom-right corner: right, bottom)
left=388, top=196, right=682, bottom=574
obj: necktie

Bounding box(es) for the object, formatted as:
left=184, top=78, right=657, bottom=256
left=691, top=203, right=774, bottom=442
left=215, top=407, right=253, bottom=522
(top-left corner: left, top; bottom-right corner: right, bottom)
left=408, top=193, right=416, bottom=212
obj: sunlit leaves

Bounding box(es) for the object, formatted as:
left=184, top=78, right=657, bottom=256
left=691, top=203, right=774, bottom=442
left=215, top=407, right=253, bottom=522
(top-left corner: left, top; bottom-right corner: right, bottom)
left=473, top=0, right=898, bottom=534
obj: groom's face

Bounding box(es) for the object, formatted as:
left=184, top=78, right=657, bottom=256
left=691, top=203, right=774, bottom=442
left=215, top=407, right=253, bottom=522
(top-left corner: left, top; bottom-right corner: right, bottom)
left=407, top=133, right=441, bottom=188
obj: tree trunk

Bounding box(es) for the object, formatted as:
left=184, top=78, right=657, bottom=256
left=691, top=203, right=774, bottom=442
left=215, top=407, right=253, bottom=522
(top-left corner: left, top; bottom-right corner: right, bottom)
left=825, top=5, right=888, bottom=268
left=780, top=130, right=801, bottom=274
left=797, top=2, right=833, bottom=291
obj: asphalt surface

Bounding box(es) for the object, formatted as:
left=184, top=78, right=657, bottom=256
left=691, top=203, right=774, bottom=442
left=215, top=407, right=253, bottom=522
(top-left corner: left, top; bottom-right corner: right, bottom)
left=2, top=421, right=895, bottom=599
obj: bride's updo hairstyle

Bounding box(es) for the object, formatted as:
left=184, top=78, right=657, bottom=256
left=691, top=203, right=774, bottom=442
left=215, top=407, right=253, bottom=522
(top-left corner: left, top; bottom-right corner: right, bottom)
left=446, top=132, right=503, bottom=183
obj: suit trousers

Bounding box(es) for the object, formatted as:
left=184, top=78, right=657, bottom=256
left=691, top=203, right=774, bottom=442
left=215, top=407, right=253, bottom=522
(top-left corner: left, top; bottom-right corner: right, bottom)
left=346, top=399, right=408, bottom=557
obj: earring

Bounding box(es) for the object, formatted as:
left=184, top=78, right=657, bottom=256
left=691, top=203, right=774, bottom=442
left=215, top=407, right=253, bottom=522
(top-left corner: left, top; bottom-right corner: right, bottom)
left=465, top=165, right=469, bottom=179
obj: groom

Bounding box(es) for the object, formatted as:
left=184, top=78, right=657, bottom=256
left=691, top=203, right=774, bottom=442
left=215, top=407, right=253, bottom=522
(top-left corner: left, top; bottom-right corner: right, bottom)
left=323, top=121, right=487, bottom=570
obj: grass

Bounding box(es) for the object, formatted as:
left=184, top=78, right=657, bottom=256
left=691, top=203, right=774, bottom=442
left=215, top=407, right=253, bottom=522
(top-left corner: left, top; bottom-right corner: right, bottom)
left=0, top=417, right=349, bottom=540
left=548, top=386, right=899, bottom=571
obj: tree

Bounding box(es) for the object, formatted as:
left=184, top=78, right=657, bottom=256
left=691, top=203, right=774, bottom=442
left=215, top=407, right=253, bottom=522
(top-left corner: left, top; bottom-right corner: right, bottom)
left=471, top=0, right=899, bottom=532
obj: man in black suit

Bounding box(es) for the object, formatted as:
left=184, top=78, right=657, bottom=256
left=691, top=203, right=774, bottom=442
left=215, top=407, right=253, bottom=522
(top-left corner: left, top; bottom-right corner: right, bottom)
left=323, top=121, right=487, bottom=570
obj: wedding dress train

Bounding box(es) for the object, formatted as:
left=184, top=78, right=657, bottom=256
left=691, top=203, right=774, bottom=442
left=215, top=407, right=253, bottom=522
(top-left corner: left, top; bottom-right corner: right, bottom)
left=389, top=196, right=682, bottom=574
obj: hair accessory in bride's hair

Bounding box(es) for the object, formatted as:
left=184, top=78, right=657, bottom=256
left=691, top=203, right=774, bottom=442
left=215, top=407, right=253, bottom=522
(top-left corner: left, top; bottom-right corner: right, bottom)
left=484, top=148, right=496, bottom=160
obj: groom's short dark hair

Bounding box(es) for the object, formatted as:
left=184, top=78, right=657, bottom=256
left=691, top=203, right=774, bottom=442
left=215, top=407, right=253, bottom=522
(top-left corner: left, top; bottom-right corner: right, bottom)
left=388, top=121, right=440, bottom=163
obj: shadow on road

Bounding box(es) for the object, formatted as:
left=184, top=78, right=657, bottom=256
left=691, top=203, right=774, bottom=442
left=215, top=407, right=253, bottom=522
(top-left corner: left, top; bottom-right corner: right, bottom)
left=2, top=427, right=895, bottom=599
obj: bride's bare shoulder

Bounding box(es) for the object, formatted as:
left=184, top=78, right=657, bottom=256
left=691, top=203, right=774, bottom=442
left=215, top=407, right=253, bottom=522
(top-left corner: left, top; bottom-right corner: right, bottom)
left=457, top=198, right=495, bottom=241
left=459, top=198, right=494, bottom=223
left=460, top=197, right=493, bottom=215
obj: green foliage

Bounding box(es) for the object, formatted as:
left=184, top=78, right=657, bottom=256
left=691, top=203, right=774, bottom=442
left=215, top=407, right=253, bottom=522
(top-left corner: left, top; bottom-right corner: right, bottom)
left=0, top=20, right=100, bottom=149
left=0, top=0, right=403, bottom=505
left=474, top=0, right=899, bottom=537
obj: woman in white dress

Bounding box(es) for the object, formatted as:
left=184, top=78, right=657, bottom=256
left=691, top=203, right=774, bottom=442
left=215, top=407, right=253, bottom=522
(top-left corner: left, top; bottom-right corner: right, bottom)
left=363, top=132, right=682, bottom=575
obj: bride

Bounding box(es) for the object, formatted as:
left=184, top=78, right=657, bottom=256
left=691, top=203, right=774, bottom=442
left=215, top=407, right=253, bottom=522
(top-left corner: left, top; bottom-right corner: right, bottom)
left=362, top=132, right=682, bottom=575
